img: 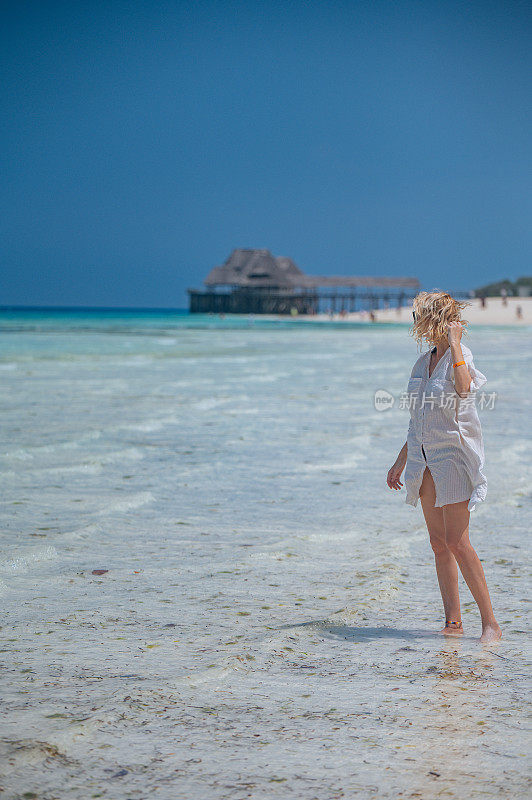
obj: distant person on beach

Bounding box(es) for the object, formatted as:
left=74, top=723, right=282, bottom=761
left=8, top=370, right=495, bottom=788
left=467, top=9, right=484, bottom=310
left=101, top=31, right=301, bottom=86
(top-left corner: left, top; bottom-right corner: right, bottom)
left=386, top=292, right=502, bottom=643
left=479, top=294, right=487, bottom=309
left=501, top=288, right=508, bottom=306
left=516, top=305, right=523, bottom=320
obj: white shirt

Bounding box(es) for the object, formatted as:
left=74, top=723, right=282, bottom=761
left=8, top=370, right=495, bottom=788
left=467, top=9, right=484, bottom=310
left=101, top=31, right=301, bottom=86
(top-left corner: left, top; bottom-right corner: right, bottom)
left=404, top=342, right=488, bottom=512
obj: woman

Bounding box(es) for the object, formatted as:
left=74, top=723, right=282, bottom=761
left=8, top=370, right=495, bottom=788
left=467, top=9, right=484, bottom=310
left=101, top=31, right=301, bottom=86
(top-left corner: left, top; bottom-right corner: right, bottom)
left=387, top=292, right=502, bottom=643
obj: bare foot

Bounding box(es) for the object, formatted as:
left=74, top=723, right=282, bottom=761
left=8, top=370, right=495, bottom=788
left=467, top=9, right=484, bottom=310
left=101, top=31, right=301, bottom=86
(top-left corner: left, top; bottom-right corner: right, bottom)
left=440, top=622, right=463, bottom=636
left=480, top=624, right=502, bottom=644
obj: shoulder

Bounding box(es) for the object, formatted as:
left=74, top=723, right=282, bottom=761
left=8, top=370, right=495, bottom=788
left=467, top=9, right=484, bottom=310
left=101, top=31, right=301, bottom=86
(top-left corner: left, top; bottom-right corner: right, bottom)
left=410, top=349, right=430, bottom=377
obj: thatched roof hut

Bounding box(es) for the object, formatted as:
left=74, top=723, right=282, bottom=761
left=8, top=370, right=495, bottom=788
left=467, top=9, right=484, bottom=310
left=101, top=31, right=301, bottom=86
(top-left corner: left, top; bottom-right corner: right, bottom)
left=204, top=248, right=305, bottom=289
left=203, top=249, right=419, bottom=290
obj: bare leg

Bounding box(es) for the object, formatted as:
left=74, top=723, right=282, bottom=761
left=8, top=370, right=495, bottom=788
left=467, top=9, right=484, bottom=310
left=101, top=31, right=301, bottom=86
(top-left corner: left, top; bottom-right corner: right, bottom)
left=443, top=500, right=502, bottom=643
left=419, top=467, right=463, bottom=635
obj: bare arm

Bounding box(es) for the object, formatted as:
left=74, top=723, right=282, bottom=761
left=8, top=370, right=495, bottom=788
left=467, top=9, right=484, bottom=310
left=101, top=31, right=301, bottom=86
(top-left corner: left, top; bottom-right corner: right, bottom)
left=387, top=440, right=408, bottom=490
left=448, top=322, right=472, bottom=396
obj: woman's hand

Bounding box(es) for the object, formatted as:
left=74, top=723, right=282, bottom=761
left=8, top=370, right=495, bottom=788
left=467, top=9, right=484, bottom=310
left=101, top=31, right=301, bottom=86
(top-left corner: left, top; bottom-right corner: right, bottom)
left=447, top=321, right=463, bottom=346
left=387, top=457, right=406, bottom=491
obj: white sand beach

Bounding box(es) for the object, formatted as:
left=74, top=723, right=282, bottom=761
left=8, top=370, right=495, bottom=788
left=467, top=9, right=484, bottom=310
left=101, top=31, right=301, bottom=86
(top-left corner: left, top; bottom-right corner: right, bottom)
left=307, top=296, right=531, bottom=326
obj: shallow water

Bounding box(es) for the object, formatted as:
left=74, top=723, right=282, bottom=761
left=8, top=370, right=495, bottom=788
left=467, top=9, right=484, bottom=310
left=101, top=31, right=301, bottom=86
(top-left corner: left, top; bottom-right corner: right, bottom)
left=1, top=311, right=531, bottom=799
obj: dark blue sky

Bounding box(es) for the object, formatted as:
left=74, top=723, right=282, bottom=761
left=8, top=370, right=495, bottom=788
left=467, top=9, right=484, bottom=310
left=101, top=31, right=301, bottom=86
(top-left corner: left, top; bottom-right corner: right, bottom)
left=1, top=0, right=531, bottom=307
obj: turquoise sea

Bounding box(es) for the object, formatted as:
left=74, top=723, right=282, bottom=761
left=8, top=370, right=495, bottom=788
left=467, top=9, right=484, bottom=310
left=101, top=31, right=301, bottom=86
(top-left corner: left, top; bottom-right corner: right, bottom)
left=1, top=308, right=531, bottom=799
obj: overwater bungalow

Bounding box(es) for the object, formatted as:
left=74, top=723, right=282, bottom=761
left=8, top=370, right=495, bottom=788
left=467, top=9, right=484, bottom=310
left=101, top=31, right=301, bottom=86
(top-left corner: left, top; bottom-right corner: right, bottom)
left=188, top=248, right=421, bottom=314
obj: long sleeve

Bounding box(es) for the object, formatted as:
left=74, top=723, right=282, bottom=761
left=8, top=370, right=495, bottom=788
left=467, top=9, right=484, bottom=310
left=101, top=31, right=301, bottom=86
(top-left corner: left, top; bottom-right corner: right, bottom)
left=466, top=357, right=487, bottom=392
left=452, top=347, right=487, bottom=392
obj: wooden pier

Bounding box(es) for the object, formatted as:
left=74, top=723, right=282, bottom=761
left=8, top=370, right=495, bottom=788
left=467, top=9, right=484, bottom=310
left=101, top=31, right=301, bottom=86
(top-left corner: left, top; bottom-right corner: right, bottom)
left=188, top=249, right=421, bottom=314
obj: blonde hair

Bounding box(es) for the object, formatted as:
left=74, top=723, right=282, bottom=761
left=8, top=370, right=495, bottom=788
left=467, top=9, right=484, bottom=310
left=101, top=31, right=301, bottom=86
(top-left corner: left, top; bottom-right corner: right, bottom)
left=411, top=291, right=471, bottom=348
